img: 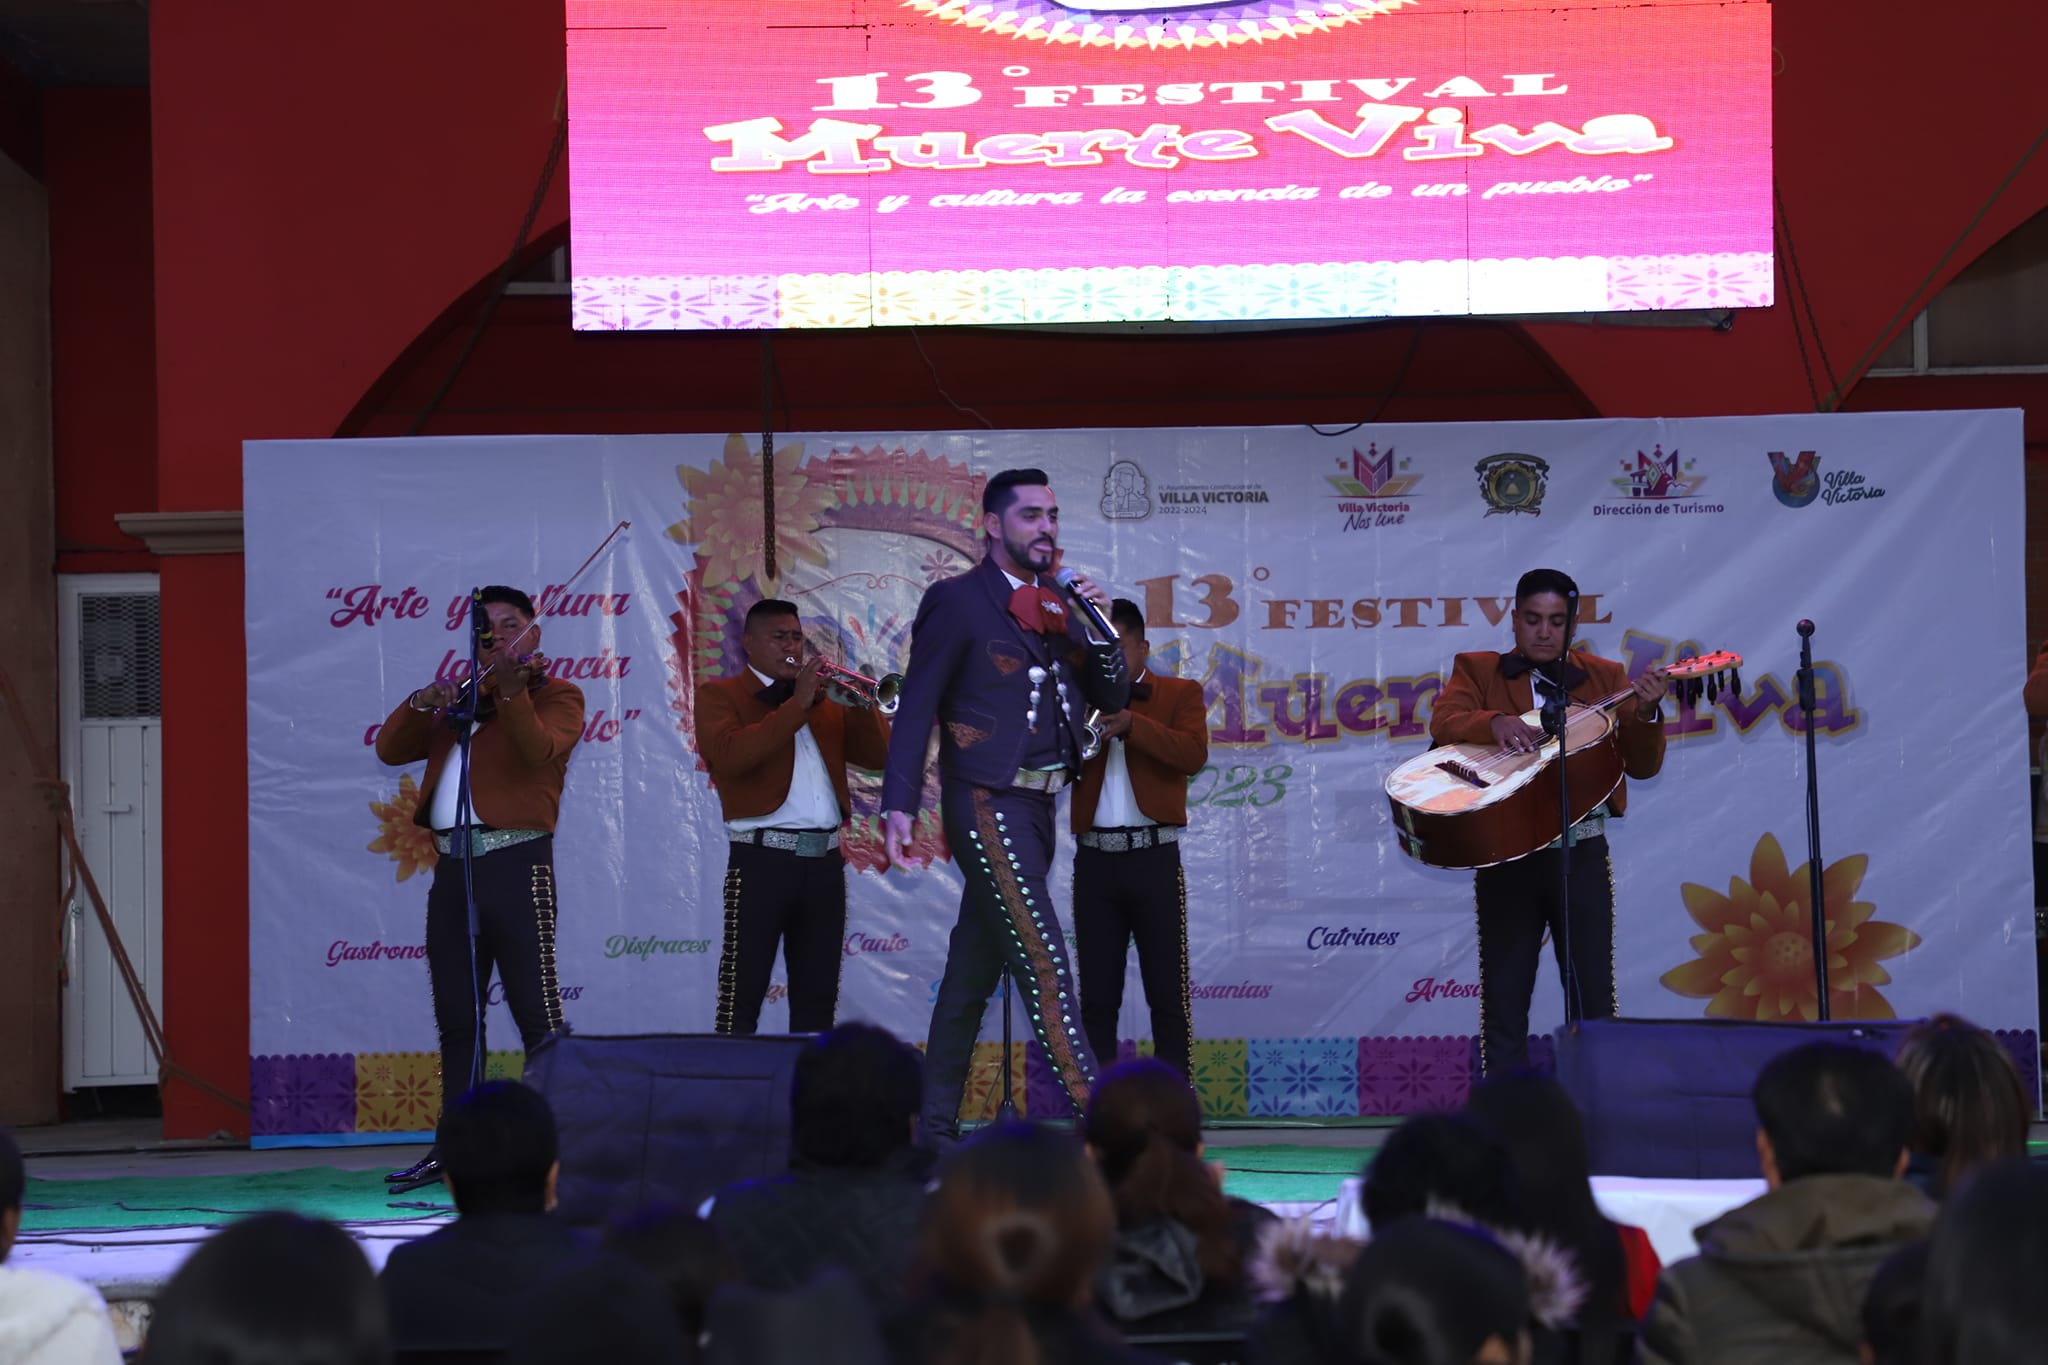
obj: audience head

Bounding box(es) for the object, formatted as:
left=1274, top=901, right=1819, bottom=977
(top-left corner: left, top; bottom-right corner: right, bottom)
left=0, top=1126, right=21, bottom=1261
left=706, top=1271, right=892, bottom=1365
left=1107, top=598, right=1150, bottom=676
left=605, top=1204, right=729, bottom=1342
left=143, top=1211, right=388, bottom=1365
left=1084, top=1058, right=1239, bottom=1285
left=1751, top=1042, right=1915, bottom=1185
left=791, top=1022, right=924, bottom=1170
left=1896, top=1015, right=2030, bottom=1197
left=1862, top=1238, right=1929, bottom=1365
left=1464, top=1072, right=1624, bottom=1324
left=1919, top=1161, right=2048, bottom=1365
left=1362, top=1112, right=1523, bottom=1233
left=912, top=1122, right=1116, bottom=1361
left=1331, top=1217, right=1534, bottom=1365
left=502, top=1257, right=691, bottom=1365
left=437, top=1080, right=559, bottom=1216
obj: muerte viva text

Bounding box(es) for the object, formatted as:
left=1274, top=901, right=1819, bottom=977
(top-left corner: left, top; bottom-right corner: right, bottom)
left=707, top=70, right=1674, bottom=177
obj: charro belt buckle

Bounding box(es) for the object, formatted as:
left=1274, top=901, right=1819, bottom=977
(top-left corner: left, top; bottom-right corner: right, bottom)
left=794, top=829, right=838, bottom=857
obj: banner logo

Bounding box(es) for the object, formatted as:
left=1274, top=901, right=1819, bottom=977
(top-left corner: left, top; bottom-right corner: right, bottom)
left=1596, top=445, right=1724, bottom=517
left=1614, top=445, right=1703, bottom=500
left=1769, top=450, right=1889, bottom=509
left=1328, top=443, right=1419, bottom=531
left=1475, top=453, right=1549, bottom=516
left=1767, top=450, right=1821, bottom=507
left=1328, top=444, right=1420, bottom=499
left=1159, top=483, right=1270, bottom=514
left=1101, top=459, right=1154, bottom=521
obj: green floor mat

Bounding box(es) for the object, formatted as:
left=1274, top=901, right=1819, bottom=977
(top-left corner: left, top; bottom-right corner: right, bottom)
left=22, top=1146, right=1365, bottom=1233
left=23, top=1168, right=452, bottom=1232
left=1217, top=1144, right=1367, bottom=1207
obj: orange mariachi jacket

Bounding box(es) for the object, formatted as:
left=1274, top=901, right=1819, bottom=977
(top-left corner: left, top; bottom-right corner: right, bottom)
left=1070, top=672, right=1210, bottom=832
left=694, top=672, right=891, bottom=822
left=377, top=677, right=586, bottom=833
left=1429, top=648, right=1665, bottom=816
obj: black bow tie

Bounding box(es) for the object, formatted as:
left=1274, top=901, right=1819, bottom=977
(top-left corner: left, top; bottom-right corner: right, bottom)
left=1499, top=653, right=1585, bottom=689
left=1128, top=681, right=1153, bottom=703
left=756, top=679, right=795, bottom=706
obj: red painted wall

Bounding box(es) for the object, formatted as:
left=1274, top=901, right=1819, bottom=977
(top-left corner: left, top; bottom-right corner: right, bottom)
left=138, top=0, right=2048, bottom=1135
left=47, top=89, right=158, bottom=576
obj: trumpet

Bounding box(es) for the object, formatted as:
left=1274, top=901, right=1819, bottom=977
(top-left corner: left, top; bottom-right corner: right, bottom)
left=1080, top=708, right=1106, bottom=762
left=785, top=656, right=905, bottom=715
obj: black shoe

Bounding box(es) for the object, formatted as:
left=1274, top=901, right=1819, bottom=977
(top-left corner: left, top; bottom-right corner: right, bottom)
left=385, top=1153, right=438, bottom=1184
left=386, top=1158, right=444, bottom=1195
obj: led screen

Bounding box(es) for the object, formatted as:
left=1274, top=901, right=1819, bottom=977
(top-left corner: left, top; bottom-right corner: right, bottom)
left=566, top=0, right=1772, bottom=330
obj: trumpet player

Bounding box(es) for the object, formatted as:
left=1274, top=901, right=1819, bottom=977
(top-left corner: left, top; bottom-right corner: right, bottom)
left=695, top=599, right=890, bottom=1034
left=1071, top=599, right=1207, bottom=1079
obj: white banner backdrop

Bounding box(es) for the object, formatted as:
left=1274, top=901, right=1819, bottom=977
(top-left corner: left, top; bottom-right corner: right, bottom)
left=245, top=411, right=2034, bottom=1142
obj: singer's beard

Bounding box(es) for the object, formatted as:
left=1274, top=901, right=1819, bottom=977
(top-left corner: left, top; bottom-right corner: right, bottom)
left=1004, top=533, right=1056, bottom=575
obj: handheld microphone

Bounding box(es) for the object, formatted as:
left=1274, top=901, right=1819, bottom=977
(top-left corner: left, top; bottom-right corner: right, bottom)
left=1796, top=619, right=1815, bottom=638
left=1053, top=567, right=1120, bottom=642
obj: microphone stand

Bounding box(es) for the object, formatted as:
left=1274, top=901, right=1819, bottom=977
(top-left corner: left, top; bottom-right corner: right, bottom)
left=1796, top=620, right=1829, bottom=1020
left=996, top=966, right=1018, bottom=1122
left=449, top=592, right=492, bottom=1095
left=1542, top=594, right=1585, bottom=1034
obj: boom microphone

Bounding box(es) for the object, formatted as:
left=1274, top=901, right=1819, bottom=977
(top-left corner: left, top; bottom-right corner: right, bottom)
left=472, top=589, right=495, bottom=654
left=1053, top=567, right=1120, bottom=642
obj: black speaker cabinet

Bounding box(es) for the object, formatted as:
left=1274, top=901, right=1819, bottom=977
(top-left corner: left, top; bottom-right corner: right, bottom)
left=1554, top=1017, right=1914, bottom=1178
left=524, top=1032, right=812, bottom=1226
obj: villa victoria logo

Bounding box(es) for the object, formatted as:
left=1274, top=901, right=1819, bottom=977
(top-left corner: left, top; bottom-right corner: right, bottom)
left=1597, top=445, right=1725, bottom=517
left=1101, top=459, right=1153, bottom=520
left=1111, top=455, right=1270, bottom=518
left=1768, top=450, right=1821, bottom=507
left=1328, top=443, right=1421, bottom=531
left=1768, top=450, right=1888, bottom=509
left=1475, top=452, right=1549, bottom=516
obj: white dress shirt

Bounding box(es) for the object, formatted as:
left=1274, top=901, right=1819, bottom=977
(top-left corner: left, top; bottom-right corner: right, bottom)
left=726, top=666, right=841, bottom=834
left=1092, top=670, right=1147, bottom=829
left=428, top=720, right=486, bottom=831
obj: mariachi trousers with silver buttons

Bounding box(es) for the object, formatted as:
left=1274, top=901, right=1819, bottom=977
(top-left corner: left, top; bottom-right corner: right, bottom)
left=1473, top=833, right=1616, bottom=1076
left=424, top=836, right=567, bottom=1108
left=715, top=840, right=846, bottom=1035
left=920, top=779, right=1098, bottom=1140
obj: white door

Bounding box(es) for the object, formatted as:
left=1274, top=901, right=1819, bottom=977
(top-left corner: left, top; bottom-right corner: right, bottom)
left=59, top=575, right=163, bottom=1090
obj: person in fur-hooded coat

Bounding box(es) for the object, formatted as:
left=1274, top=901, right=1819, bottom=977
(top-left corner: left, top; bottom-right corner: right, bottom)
left=1243, top=1204, right=1586, bottom=1365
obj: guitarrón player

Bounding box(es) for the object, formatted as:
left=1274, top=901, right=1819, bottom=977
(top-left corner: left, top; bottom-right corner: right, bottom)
left=1430, top=568, right=1669, bottom=1074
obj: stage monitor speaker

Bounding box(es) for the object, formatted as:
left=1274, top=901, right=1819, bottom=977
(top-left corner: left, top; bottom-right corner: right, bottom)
left=1554, top=1017, right=1913, bottom=1179
left=524, top=1032, right=811, bottom=1226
